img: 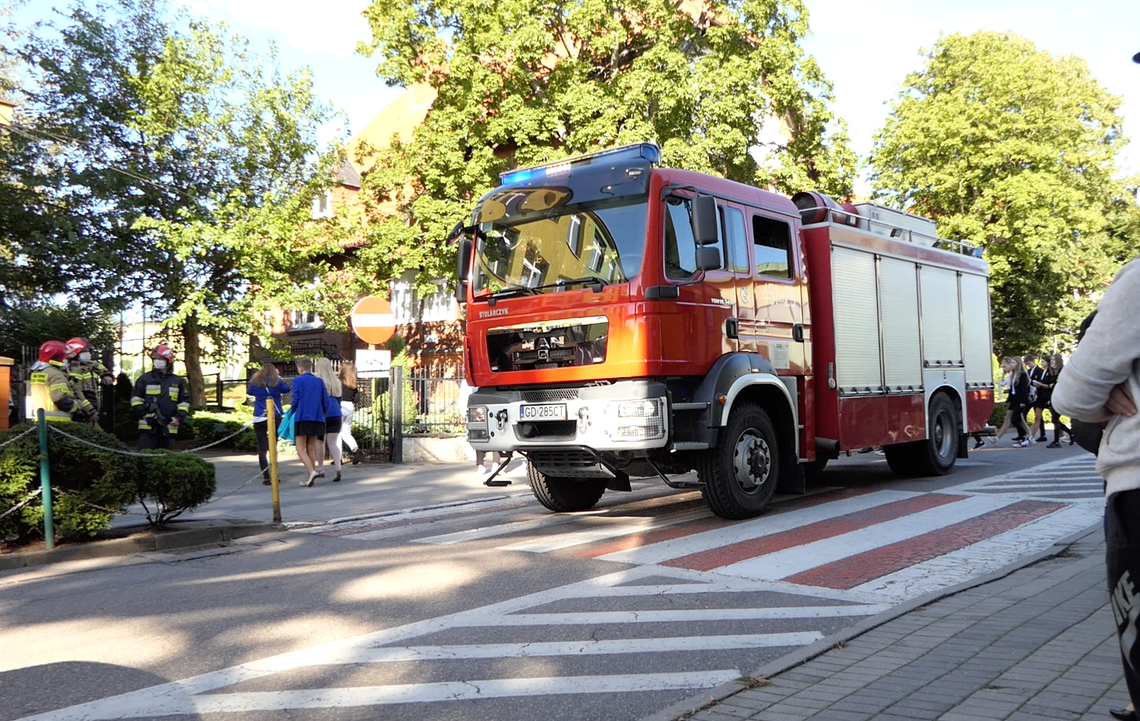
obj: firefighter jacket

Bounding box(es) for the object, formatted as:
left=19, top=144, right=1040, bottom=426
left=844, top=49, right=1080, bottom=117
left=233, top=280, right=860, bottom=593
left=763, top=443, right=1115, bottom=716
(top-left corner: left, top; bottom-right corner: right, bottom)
left=68, top=359, right=113, bottom=407
left=29, top=361, right=94, bottom=422
left=130, top=368, right=190, bottom=433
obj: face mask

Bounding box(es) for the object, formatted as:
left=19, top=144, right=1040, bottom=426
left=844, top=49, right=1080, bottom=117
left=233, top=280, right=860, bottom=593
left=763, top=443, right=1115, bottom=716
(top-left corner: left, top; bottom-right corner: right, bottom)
left=79, top=352, right=91, bottom=362
left=153, top=359, right=168, bottom=371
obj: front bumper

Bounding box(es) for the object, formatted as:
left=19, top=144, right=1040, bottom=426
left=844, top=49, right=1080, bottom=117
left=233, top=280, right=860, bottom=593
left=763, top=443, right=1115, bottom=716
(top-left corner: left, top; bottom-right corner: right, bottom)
left=466, top=380, right=670, bottom=454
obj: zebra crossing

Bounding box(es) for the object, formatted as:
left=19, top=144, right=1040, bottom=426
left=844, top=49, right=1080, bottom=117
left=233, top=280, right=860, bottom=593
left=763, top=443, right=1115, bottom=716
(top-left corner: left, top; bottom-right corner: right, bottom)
left=18, top=455, right=1105, bottom=721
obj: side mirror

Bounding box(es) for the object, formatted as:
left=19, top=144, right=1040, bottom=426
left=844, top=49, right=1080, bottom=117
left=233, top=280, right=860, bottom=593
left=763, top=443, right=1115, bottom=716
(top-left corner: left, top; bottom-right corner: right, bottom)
left=455, top=235, right=473, bottom=303
left=695, top=245, right=721, bottom=271
left=691, top=195, right=718, bottom=245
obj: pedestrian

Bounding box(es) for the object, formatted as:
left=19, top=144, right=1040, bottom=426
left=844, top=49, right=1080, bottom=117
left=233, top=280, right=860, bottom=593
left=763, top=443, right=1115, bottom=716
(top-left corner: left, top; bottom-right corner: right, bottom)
left=129, top=344, right=189, bottom=450
left=1000, top=356, right=1033, bottom=447
left=290, top=357, right=327, bottom=487
left=28, top=340, right=96, bottom=424
left=1028, top=353, right=1052, bottom=442
left=1044, top=353, right=1072, bottom=448
left=1024, top=354, right=1046, bottom=440
left=338, top=362, right=363, bottom=465
left=1052, top=256, right=1140, bottom=721
left=64, top=337, right=114, bottom=416
left=314, top=358, right=344, bottom=482
left=247, top=362, right=290, bottom=485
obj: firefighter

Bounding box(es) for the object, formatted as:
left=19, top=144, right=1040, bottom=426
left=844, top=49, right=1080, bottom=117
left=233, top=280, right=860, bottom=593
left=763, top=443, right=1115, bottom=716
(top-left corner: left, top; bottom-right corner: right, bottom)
left=28, top=340, right=96, bottom=423
left=64, top=337, right=114, bottom=418
left=130, top=344, right=190, bottom=450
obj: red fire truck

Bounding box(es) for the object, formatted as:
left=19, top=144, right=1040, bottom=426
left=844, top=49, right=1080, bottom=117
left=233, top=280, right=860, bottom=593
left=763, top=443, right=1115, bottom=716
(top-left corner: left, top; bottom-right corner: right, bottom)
left=454, top=143, right=994, bottom=519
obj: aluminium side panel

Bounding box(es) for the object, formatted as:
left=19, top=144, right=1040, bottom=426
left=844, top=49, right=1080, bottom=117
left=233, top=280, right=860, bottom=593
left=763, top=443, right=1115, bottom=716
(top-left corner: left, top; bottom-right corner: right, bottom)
left=831, top=246, right=882, bottom=393
left=879, top=257, right=923, bottom=391
left=960, top=272, right=993, bottom=388
left=919, top=266, right=962, bottom=367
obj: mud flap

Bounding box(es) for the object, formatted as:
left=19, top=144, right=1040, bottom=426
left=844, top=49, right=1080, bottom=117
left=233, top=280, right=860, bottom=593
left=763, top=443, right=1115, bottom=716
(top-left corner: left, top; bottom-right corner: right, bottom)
left=957, top=433, right=969, bottom=459
left=777, top=462, right=806, bottom=495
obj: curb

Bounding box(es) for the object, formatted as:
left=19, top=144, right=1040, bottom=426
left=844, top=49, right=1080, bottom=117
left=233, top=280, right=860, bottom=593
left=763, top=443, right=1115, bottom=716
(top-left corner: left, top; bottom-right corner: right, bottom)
left=638, top=522, right=1104, bottom=721
left=0, top=521, right=284, bottom=572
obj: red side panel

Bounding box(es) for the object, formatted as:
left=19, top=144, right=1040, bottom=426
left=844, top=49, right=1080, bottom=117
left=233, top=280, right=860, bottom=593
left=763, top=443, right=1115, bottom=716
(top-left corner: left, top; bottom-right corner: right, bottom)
left=801, top=225, right=839, bottom=441
left=837, top=395, right=926, bottom=448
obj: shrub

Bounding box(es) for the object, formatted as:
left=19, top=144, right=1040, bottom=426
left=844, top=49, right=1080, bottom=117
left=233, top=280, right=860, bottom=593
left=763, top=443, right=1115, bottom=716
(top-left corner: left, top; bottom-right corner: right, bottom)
left=136, top=452, right=216, bottom=525
left=0, top=422, right=137, bottom=542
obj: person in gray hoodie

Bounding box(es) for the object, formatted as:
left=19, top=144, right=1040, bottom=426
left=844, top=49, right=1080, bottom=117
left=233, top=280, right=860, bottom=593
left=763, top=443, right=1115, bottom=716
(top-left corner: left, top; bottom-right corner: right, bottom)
left=1053, top=258, right=1140, bottom=720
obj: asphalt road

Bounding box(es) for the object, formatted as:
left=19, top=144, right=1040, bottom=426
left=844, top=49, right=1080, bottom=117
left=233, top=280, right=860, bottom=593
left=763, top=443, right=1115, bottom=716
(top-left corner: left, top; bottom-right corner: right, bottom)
left=0, top=442, right=1101, bottom=721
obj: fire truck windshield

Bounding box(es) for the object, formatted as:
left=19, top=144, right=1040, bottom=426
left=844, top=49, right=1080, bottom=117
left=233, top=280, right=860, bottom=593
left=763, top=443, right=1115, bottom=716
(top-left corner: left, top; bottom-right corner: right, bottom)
left=471, top=189, right=647, bottom=298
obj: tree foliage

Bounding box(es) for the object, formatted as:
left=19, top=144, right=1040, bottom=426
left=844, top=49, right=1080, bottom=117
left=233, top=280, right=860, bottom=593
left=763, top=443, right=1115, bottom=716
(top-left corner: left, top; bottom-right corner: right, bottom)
left=7, top=0, right=340, bottom=403
left=333, top=0, right=855, bottom=310
left=868, top=31, right=1133, bottom=354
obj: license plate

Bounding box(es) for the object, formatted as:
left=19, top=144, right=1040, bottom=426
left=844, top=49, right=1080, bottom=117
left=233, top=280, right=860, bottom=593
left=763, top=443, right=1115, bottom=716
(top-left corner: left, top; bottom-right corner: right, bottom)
left=520, top=403, right=568, bottom=421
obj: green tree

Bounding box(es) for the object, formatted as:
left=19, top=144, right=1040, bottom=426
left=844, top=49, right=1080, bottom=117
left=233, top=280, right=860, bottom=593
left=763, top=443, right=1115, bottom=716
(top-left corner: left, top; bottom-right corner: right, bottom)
left=328, top=0, right=855, bottom=310
left=10, top=0, right=340, bottom=404
left=868, top=31, right=1130, bottom=354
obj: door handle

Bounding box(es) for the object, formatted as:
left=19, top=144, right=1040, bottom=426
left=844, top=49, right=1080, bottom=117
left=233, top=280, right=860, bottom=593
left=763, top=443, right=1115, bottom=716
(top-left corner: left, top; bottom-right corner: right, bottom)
left=792, top=323, right=805, bottom=342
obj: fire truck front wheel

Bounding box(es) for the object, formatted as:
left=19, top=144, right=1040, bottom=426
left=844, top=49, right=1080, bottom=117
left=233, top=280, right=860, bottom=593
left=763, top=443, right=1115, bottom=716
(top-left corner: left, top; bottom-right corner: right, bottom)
left=698, top=403, right=779, bottom=520
left=527, top=464, right=608, bottom=513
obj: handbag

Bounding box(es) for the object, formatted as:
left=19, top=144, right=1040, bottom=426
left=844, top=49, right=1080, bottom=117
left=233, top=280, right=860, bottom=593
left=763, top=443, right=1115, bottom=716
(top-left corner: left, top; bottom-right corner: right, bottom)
left=277, top=405, right=296, bottom=442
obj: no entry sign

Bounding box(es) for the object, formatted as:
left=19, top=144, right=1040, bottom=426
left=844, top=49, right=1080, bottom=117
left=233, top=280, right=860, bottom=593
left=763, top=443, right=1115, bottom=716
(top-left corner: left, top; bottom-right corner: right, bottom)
left=350, top=296, right=396, bottom=345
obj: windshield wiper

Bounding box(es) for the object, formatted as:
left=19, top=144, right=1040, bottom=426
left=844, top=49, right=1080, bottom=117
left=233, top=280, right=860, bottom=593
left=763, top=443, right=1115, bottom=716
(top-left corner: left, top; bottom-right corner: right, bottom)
left=535, top=276, right=610, bottom=292
left=488, top=285, right=540, bottom=299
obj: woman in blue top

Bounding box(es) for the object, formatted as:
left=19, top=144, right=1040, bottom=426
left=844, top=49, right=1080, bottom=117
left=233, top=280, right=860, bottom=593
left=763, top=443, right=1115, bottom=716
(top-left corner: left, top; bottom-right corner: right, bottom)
left=291, top=357, right=328, bottom=486
left=247, top=363, right=290, bottom=485
left=314, top=358, right=344, bottom=482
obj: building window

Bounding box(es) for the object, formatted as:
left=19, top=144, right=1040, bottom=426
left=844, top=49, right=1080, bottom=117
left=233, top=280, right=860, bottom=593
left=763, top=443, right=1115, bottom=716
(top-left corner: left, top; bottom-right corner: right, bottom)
left=420, top=281, right=454, bottom=322
left=311, top=190, right=333, bottom=219
left=289, top=309, right=323, bottom=331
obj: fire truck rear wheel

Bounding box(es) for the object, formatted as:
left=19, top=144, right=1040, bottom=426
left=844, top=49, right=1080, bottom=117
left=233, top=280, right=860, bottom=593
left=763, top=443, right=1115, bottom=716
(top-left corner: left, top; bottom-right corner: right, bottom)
left=698, top=403, right=778, bottom=520
left=883, top=393, right=959, bottom=477
left=526, top=463, right=608, bottom=512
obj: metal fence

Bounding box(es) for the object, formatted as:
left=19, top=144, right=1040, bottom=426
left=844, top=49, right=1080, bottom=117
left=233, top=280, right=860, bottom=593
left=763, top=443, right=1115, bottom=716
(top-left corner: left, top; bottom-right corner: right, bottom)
left=11, top=359, right=465, bottom=464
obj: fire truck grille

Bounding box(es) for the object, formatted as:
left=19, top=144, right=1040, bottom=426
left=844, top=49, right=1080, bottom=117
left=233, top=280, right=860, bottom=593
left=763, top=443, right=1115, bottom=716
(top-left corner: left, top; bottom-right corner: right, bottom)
left=521, top=389, right=580, bottom=402
left=486, top=318, right=608, bottom=372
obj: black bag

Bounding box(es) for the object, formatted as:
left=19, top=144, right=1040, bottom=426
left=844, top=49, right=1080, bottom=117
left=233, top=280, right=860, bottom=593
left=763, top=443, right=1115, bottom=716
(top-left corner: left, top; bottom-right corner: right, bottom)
left=1071, top=418, right=1107, bottom=455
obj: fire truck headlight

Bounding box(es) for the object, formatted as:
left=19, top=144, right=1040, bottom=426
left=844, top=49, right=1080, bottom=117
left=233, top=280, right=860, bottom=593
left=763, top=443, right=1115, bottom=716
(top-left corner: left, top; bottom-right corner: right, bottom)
left=467, top=406, right=489, bottom=440
left=609, top=399, right=664, bottom=441
left=613, top=399, right=661, bottom=418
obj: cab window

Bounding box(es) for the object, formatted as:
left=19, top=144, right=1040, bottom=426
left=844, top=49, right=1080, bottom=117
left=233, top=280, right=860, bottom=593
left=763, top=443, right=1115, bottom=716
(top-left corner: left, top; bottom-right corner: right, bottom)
left=722, top=206, right=749, bottom=274
left=752, top=215, right=793, bottom=279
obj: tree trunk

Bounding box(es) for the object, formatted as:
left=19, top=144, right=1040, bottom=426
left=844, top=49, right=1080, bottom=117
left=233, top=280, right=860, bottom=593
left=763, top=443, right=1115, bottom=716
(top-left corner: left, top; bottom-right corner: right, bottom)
left=182, top=314, right=207, bottom=408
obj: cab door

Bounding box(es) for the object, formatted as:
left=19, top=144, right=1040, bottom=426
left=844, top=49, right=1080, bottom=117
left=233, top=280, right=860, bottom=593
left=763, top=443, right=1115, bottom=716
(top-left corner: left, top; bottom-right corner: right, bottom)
left=743, top=211, right=807, bottom=374
left=656, top=193, right=738, bottom=374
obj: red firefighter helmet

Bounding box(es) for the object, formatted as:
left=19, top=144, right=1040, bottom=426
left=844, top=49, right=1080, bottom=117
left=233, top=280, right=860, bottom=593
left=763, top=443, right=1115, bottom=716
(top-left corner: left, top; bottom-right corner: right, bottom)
left=39, top=340, right=69, bottom=364
left=151, top=344, right=174, bottom=363
left=65, top=337, right=91, bottom=358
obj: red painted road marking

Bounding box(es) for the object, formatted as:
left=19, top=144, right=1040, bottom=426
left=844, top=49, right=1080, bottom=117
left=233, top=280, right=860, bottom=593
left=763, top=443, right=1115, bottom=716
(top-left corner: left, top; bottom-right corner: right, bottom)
left=660, top=493, right=968, bottom=572
left=568, top=487, right=881, bottom=560
left=783, top=499, right=1064, bottom=589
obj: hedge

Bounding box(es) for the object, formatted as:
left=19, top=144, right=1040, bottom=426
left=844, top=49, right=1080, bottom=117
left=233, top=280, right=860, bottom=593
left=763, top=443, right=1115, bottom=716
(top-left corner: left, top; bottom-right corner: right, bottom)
left=0, top=421, right=218, bottom=544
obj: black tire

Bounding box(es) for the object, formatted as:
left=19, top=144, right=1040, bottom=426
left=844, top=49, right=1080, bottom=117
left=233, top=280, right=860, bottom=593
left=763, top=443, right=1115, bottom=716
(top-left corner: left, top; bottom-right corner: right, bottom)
left=698, top=403, right=779, bottom=520
left=884, top=393, right=959, bottom=477
left=527, top=462, right=607, bottom=512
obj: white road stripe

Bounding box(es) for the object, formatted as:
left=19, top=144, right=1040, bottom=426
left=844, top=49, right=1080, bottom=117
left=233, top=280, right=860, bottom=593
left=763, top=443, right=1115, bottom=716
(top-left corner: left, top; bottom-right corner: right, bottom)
left=320, top=633, right=823, bottom=664
left=715, top=494, right=1022, bottom=581
left=598, top=490, right=926, bottom=565
left=187, top=671, right=744, bottom=714
left=461, top=605, right=889, bottom=626
left=498, top=510, right=710, bottom=553
left=415, top=514, right=595, bottom=545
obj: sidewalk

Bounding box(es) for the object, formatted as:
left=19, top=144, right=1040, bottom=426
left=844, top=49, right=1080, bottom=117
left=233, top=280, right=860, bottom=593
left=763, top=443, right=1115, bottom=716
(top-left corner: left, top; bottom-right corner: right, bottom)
left=646, top=525, right=1125, bottom=721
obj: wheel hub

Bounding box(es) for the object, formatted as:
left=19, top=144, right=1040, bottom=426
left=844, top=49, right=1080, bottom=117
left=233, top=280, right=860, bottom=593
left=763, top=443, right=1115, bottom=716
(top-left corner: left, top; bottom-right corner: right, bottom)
left=733, top=431, right=770, bottom=494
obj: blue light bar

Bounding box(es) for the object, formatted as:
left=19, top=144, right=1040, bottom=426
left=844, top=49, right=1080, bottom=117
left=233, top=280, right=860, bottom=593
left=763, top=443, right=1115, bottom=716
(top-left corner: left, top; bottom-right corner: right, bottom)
left=499, top=142, right=661, bottom=186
